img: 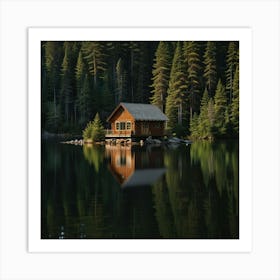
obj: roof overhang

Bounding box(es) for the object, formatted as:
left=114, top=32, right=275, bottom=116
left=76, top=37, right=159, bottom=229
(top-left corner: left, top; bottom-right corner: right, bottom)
left=106, top=103, right=125, bottom=122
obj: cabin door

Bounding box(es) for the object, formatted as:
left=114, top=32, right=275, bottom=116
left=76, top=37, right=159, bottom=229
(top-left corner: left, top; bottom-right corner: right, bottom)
left=141, top=122, right=150, bottom=135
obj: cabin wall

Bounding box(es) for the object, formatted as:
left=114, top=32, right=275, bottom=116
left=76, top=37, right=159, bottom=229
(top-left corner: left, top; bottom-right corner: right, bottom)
left=134, top=121, right=165, bottom=137
left=109, top=107, right=135, bottom=136
left=108, top=106, right=166, bottom=137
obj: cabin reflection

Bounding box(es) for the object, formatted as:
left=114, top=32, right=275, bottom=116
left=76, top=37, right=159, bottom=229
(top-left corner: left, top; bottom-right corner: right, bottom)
left=105, top=145, right=166, bottom=187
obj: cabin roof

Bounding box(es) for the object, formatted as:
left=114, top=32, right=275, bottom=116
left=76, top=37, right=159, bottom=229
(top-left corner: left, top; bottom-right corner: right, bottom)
left=107, top=102, right=168, bottom=122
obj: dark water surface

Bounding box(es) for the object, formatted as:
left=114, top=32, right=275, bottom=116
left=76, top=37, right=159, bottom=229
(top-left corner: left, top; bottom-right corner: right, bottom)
left=41, top=140, right=239, bottom=239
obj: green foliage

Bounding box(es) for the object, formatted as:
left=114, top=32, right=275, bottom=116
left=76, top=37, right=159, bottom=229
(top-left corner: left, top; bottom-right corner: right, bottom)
left=81, top=41, right=107, bottom=82
left=45, top=101, right=61, bottom=132
left=82, top=113, right=105, bottom=142
left=207, top=98, right=216, bottom=135
left=226, top=42, right=239, bottom=103
left=203, top=42, right=217, bottom=97
left=189, top=113, right=199, bottom=138
left=60, top=43, right=73, bottom=123
left=82, top=121, right=92, bottom=140
left=76, top=51, right=86, bottom=88
left=214, top=79, right=227, bottom=136
left=184, top=41, right=202, bottom=116
left=190, top=89, right=216, bottom=140
left=197, top=88, right=211, bottom=139
left=42, top=42, right=63, bottom=130
left=166, top=42, right=188, bottom=133
left=115, top=58, right=127, bottom=103
left=190, top=82, right=228, bottom=140
left=134, top=42, right=152, bottom=103
left=76, top=73, right=92, bottom=125
left=230, top=65, right=239, bottom=135
left=150, top=42, right=172, bottom=111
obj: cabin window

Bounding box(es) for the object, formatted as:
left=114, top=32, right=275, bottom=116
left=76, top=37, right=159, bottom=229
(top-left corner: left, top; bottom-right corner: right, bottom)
left=116, top=121, right=131, bottom=130
left=116, top=122, right=120, bottom=130
left=120, top=122, right=126, bottom=130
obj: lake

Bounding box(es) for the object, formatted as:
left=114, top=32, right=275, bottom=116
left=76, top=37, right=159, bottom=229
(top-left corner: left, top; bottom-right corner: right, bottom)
left=41, top=140, right=239, bottom=239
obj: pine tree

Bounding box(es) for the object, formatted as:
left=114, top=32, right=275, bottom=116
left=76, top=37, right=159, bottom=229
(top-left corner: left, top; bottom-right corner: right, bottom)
left=207, top=98, right=215, bottom=135
left=198, top=88, right=210, bottom=138
left=76, top=51, right=86, bottom=89
left=190, top=113, right=199, bottom=138
left=140, top=42, right=159, bottom=103
left=75, top=51, right=89, bottom=125
left=43, top=41, right=63, bottom=131
left=122, top=41, right=141, bottom=102
left=76, top=74, right=91, bottom=125
left=82, top=113, right=105, bottom=142
left=224, top=107, right=231, bottom=136
left=91, top=113, right=105, bottom=141
left=81, top=42, right=107, bottom=87
left=101, top=71, right=114, bottom=116
left=150, top=41, right=172, bottom=111
left=165, top=42, right=188, bottom=134
left=45, top=101, right=61, bottom=131
left=60, top=42, right=73, bottom=124
left=183, top=41, right=202, bottom=118
left=203, top=42, right=217, bottom=97
left=115, top=58, right=128, bottom=103
left=230, top=65, right=239, bottom=135
left=226, top=42, right=239, bottom=103
left=214, top=79, right=227, bottom=136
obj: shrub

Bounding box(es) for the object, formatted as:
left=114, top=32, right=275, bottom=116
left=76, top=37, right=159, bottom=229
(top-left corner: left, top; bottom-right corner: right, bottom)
left=82, top=113, right=105, bottom=142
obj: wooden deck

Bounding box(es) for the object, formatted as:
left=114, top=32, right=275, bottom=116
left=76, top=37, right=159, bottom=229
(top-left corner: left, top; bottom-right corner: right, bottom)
left=105, top=129, right=132, bottom=138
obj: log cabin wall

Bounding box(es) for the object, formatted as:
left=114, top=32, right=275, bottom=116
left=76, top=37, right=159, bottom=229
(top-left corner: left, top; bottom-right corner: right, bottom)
left=134, top=121, right=165, bottom=137
left=107, top=104, right=166, bottom=137
left=109, top=107, right=135, bottom=136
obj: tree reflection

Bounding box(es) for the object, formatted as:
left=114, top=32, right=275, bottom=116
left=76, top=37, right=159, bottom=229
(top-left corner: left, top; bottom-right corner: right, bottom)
left=82, top=144, right=104, bottom=172
left=151, top=141, right=239, bottom=238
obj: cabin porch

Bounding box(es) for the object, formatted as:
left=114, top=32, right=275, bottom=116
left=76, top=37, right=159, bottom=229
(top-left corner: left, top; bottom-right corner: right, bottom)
left=105, top=129, right=132, bottom=138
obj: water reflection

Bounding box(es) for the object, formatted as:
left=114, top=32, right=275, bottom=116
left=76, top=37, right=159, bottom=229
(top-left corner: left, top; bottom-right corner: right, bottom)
left=41, top=140, right=239, bottom=239
left=104, top=145, right=166, bottom=187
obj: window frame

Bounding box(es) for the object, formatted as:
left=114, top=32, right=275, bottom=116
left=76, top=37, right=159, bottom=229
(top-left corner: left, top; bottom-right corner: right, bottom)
left=120, top=122, right=126, bottom=130
left=126, top=121, right=131, bottom=130
left=115, top=121, right=120, bottom=130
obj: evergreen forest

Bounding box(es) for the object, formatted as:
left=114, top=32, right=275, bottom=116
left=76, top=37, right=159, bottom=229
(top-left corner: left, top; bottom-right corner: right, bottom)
left=41, top=41, right=239, bottom=139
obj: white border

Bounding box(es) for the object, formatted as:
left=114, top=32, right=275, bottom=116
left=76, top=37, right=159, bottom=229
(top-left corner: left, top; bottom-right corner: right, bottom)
left=28, top=27, right=252, bottom=253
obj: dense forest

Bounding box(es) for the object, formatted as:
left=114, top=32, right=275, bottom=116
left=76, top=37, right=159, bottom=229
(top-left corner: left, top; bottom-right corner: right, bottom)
left=41, top=41, right=239, bottom=139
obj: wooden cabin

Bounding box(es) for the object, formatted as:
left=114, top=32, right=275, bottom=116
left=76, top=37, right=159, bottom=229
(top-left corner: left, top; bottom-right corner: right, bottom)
left=106, top=102, right=168, bottom=138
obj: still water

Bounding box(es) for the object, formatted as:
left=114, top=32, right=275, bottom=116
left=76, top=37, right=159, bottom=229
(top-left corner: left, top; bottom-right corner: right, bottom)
left=41, top=140, right=239, bottom=239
